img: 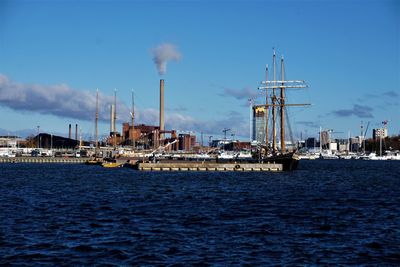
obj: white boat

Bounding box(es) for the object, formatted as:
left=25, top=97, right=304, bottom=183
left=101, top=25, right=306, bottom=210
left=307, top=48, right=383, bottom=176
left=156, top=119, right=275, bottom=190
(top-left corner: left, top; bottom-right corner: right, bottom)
left=217, top=151, right=236, bottom=160
left=385, top=151, right=400, bottom=160
left=364, top=152, right=387, bottom=161
left=236, top=151, right=253, bottom=160
left=339, top=154, right=352, bottom=160
left=188, top=153, right=211, bottom=160
left=320, top=150, right=339, bottom=160
left=0, top=148, right=16, bottom=157
left=298, top=153, right=317, bottom=160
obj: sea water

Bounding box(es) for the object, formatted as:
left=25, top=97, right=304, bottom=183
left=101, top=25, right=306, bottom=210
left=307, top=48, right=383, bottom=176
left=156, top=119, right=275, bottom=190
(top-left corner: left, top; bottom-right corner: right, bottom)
left=0, top=160, right=399, bottom=265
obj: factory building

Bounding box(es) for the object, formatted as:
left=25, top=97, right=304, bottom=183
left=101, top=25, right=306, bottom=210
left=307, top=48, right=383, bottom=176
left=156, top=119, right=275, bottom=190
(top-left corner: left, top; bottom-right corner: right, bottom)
left=252, top=105, right=267, bottom=144
left=178, top=134, right=196, bottom=151
left=121, top=123, right=179, bottom=150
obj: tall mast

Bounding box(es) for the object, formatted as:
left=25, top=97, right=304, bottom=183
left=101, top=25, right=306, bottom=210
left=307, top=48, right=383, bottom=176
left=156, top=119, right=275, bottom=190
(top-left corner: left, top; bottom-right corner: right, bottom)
left=249, top=98, right=253, bottom=142
left=95, top=89, right=99, bottom=153
left=319, top=126, right=322, bottom=153
left=113, top=88, right=117, bottom=148
left=113, top=89, right=117, bottom=131
left=265, top=64, right=269, bottom=153
left=131, top=90, right=135, bottom=148
left=257, top=49, right=310, bottom=155
left=272, top=49, right=277, bottom=153
left=280, top=56, right=285, bottom=152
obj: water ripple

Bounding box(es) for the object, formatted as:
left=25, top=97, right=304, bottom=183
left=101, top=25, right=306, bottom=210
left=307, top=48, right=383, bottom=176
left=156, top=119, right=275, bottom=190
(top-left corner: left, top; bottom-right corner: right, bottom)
left=0, top=160, right=399, bottom=265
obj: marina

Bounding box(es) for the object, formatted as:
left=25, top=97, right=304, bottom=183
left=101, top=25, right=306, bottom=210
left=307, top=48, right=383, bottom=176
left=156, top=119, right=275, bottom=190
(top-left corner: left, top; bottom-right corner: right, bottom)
left=0, top=1, right=398, bottom=266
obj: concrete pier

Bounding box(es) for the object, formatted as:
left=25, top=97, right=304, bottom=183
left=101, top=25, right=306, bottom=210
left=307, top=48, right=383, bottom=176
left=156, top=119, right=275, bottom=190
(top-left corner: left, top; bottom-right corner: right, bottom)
left=0, top=157, right=87, bottom=164
left=135, top=162, right=283, bottom=172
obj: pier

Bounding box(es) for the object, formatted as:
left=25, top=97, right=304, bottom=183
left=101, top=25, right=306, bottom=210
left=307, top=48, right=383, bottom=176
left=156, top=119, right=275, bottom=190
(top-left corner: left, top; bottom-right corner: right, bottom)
left=134, top=162, right=283, bottom=172
left=0, top=157, right=286, bottom=172
left=0, top=157, right=87, bottom=164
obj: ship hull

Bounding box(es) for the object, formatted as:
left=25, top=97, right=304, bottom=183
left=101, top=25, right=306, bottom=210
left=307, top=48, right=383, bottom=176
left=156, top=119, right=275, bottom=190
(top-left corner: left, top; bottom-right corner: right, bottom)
left=263, top=152, right=299, bottom=171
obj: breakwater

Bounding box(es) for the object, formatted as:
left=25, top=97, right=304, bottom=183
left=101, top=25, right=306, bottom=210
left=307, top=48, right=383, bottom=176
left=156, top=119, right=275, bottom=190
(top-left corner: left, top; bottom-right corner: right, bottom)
left=0, top=157, right=87, bottom=164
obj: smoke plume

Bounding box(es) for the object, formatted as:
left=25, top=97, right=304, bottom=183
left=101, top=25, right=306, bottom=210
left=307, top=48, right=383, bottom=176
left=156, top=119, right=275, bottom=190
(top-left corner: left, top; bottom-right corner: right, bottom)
left=151, top=43, right=181, bottom=75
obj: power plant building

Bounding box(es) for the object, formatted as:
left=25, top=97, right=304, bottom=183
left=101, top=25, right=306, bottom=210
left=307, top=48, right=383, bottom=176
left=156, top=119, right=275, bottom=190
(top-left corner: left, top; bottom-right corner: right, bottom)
left=178, top=134, right=196, bottom=151
left=121, top=123, right=179, bottom=150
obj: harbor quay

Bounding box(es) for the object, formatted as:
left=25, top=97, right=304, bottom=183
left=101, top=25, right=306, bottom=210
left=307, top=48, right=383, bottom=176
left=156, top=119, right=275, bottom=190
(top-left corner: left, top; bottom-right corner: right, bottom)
left=134, top=162, right=283, bottom=172
left=0, top=156, right=87, bottom=164
left=0, top=155, right=286, bottom=172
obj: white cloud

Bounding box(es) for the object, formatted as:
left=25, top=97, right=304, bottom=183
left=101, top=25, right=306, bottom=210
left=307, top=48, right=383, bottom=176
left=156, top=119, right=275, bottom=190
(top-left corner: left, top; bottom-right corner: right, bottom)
left=0, top=73, right=129, bottom=122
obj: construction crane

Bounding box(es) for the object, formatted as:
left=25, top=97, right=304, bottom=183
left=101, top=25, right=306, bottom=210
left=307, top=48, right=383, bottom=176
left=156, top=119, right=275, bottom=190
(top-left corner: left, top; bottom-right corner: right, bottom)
left=150, top=139, right=178, bottom=156
left=148, top=139, right=178, bottom=162
left=222, top=128, right=231, bottom=141
left=362, top=121, right=370, bottom=153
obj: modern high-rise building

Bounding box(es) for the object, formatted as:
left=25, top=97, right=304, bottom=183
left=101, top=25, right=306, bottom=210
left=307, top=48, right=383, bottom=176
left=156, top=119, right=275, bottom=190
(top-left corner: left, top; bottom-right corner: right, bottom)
left=373, top=128, right=388, bottom=140
left=252, top=105, right=266, bottom=144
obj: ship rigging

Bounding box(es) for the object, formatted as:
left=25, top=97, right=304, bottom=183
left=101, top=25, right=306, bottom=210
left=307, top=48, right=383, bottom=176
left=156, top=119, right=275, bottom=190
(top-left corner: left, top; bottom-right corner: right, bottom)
left=257, top=49, right=311, bottom=155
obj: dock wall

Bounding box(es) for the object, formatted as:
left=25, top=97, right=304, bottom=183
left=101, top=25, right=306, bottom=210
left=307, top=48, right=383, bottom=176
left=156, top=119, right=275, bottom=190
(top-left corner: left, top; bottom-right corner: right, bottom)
left=0, top=157, right=87, bottom=164
left=137, top=162, right=283, bottom=172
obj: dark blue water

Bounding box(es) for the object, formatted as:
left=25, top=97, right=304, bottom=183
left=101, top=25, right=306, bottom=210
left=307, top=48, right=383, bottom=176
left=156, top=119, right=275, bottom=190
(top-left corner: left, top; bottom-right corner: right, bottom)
left=1, top=160, right=399, bottom=265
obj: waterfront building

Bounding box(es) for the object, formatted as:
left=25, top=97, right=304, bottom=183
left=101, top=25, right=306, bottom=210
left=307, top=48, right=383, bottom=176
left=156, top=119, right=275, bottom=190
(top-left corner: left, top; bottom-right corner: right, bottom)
left=336, top=138, right=349, bottom=151
left=349, top=137, right=361, bottom=152
left=373, top=128, right=388, bottom=140
left=178, top=134, right=196, bottom=151
left=121, top=122, right=179, bottom=150
left=306, top=137, right=317, bottom=149
left=0, top=136, right=20, bottom=148
left=252, top=105, right=267, bottom=144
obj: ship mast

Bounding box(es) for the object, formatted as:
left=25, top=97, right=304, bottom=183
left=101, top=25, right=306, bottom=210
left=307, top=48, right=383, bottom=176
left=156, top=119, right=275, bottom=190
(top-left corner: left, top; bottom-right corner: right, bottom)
left=258, top=49, right=310, bottom=154
left=265, top=64, right=269, bottom=153
left=272, top=49, right=277, bottom=153
left=95, top=89, right=99, bottom=154
left=131, top=90, right=135, bottom=149
left=280, top=56, right=285, bottom=152
left=113, top=88, right=117, bottom=149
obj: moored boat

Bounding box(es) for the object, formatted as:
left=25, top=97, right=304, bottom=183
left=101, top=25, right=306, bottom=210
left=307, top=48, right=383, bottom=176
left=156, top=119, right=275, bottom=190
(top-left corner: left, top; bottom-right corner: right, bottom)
left=102, top=161, right=124, bottom=168
left=255, top=49, right=309, bottom=171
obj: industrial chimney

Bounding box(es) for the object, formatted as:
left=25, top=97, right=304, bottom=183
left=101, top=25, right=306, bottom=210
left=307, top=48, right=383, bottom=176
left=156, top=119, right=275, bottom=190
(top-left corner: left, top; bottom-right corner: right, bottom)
left=68, top=124, right=72, bottom=139
left=110, top=104, right=115, bottom=134
left=159, top=79, right=165, bottom=140
left=75, top=124, right=78, bottom=140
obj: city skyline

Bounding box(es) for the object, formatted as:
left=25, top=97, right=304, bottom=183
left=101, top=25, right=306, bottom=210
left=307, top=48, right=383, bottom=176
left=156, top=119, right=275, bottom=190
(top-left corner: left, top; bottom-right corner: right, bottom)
left=0, top=0, right=399, bottom=140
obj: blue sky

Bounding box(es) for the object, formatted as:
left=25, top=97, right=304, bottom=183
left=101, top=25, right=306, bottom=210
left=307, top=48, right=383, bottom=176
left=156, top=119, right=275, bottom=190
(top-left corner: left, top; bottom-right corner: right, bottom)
left=0, top=0, right=399, bottom=141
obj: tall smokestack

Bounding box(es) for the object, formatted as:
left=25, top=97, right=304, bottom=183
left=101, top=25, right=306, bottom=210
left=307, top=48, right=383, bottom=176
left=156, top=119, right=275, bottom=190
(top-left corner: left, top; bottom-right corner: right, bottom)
left=110, top=104, right=115, bottom=133
left=68, top=124, right=72, bottom=139
left=159, top=79, right=165, bottom=140
left=75, top=124, right=78, bottom=140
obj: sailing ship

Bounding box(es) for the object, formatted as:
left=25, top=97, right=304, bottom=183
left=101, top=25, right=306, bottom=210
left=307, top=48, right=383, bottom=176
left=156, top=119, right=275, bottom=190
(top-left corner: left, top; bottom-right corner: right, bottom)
left=85, top=89, right=103, bottom=165
left=256, top=49, right=310, bottom=171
